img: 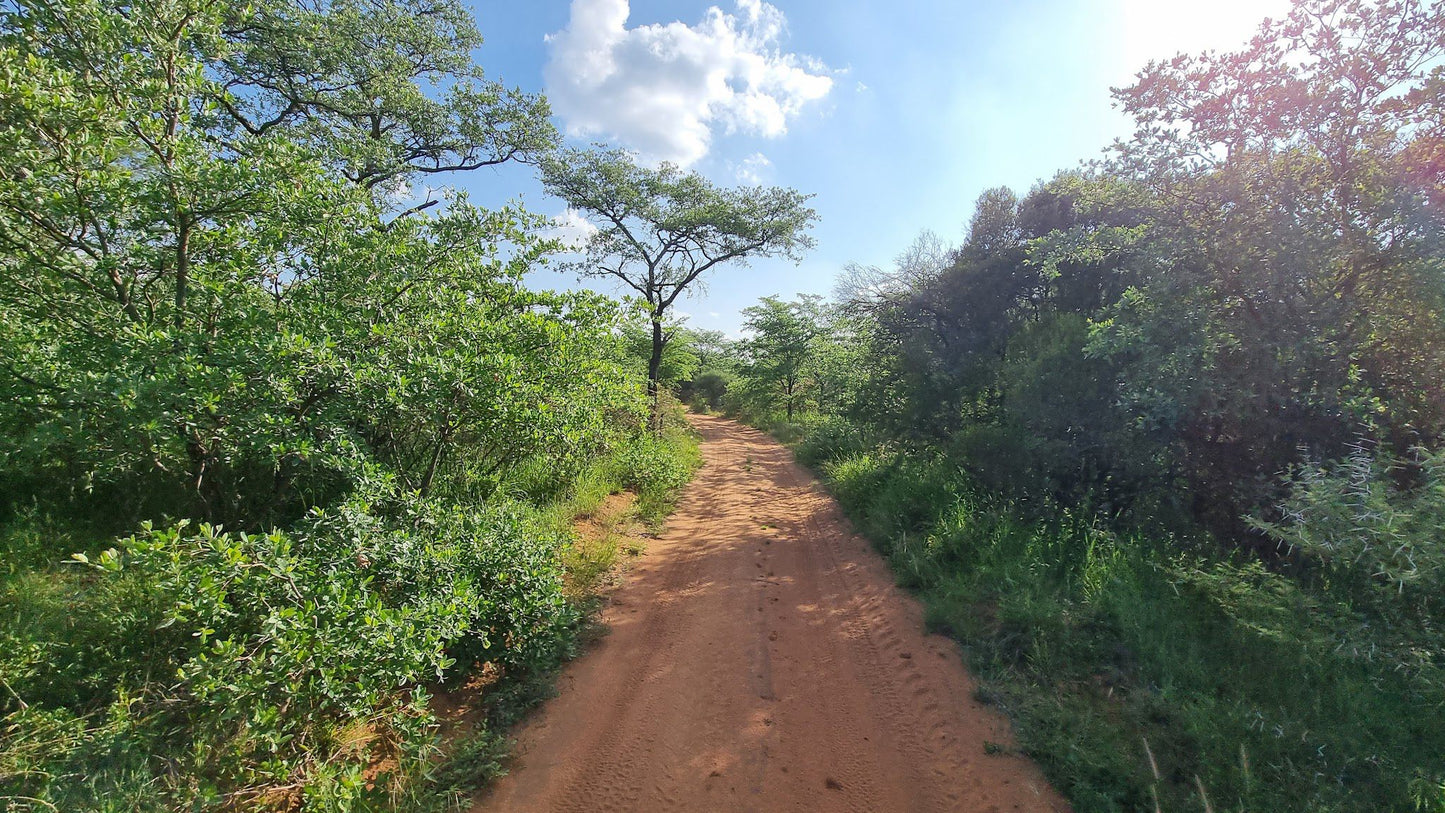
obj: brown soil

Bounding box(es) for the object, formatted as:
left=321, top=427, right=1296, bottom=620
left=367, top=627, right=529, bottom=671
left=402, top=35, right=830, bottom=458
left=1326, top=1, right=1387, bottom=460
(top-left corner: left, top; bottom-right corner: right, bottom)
left=477, top=415, right=1071, bottom=813
left=571, top=491, right=638, bottom=544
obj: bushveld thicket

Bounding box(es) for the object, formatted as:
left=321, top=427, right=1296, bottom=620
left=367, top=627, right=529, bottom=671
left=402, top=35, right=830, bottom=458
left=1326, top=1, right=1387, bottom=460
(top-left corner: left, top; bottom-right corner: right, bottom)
left=0, top=0, right=698, bottom=809
left=710, top=1, right=1445, bottom=809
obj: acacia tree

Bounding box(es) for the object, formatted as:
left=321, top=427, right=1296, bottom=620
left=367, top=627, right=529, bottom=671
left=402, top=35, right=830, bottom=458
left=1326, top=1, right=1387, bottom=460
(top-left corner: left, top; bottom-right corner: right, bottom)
left=541, top=147, right=818, bottom=426
left=216, top=0, right=558, bottom=202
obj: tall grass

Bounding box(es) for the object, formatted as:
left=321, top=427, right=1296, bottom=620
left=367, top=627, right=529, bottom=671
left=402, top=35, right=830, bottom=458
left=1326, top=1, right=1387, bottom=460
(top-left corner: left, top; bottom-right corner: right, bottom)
left=805, top=439, right=1445, bottom=812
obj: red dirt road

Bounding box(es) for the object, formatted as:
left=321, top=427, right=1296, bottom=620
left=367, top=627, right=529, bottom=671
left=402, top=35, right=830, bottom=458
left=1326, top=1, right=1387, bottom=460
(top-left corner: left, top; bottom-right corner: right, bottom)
left=479, top=415, right=1070, bottom=813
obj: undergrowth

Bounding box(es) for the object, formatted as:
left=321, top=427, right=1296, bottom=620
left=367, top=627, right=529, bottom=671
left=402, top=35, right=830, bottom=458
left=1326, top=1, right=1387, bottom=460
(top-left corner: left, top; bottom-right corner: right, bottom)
left=0, top=420, right=700, bottom=812
left=786, top=424, right=1445, bottom=813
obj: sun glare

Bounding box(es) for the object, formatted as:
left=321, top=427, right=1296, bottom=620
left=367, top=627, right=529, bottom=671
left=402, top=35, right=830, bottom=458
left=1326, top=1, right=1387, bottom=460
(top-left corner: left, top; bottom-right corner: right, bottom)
left=1118, top=0, right=1292, bottom=73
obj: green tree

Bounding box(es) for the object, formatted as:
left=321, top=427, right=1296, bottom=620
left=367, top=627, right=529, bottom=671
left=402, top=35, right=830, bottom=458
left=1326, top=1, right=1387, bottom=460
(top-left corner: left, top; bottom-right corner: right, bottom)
left=686, top=328, right=738, bottom=374
left=674, top=328, right=738, bottom=411
left=540, top=147, right=818, bottom=427
left=620, top=307, right=701, bottom=388
left=1101, top=0, right=1445, bottom=529
left=739, top=295, right=823, bottom=422
left=0, top=0, right=657, bottom=805
left=805, top=313, right=865, bottom=417
left=0, top=0, right=577, bottom=522
left=216, top=0, right=558, bottom=197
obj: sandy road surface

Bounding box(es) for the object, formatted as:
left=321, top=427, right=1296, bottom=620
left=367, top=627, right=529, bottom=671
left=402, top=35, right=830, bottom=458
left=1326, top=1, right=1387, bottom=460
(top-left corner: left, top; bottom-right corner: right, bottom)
left=479, top=415, right=1070, bottom=813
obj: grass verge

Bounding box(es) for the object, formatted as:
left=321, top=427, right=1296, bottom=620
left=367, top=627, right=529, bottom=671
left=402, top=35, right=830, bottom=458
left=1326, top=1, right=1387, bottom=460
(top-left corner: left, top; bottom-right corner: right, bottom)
left=781, top=430, right=1445, bottom=813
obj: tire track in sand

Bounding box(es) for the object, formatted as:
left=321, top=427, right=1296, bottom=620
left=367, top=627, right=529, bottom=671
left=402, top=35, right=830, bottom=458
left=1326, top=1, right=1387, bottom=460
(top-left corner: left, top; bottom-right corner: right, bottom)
left=478, top=415, right=1071, bottom=813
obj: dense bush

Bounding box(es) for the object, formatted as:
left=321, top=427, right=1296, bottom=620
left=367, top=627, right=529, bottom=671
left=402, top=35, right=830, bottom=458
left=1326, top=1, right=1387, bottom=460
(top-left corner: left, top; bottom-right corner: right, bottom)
left=604, top=398, right=704, bottom=523
left=817, top=446, right=1445, bottom=812
left=0, top=0, right=701, bottom=809
left=0, top=490, right=584, bottom=807
left=732, top=2, right=1445, bottom=809
left=792, top=415, right=867, bottom=468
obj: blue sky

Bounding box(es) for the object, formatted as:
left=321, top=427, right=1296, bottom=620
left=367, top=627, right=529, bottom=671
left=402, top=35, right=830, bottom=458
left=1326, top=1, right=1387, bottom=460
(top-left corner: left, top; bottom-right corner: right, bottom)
left=456, top=0, right=1287, bottom=334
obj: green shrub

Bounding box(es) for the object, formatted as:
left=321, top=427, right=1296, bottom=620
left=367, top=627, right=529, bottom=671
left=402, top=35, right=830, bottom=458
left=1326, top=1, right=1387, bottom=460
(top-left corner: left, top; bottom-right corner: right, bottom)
left=797, top=417, right=1445, bottom=813
left=822, top=452, right=890, bottom=521
left=608, top=430, right=701, bottom=523
left=793, top=416, right=867, bottom=468
left=687, top=369, right=732, bottom=412
left=1252, top=446, right=1445, bottom=605
left=0, top=493, right=579, bottom=809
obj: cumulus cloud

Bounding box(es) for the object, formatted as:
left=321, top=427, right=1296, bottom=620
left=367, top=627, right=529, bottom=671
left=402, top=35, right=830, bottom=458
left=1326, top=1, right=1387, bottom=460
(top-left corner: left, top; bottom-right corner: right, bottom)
left=544, top=0, right=833, bottom=166
left=544, top=207, right=600, bottom=250
left=731, top=152, right=773, bottom=185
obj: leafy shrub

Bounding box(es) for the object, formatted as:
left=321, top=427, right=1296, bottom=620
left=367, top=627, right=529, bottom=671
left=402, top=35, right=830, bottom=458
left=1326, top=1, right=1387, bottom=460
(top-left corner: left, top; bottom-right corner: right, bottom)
left=793, top=416, right=867, bottom=467
left=802, top=421, right=1445, bottom=812
left=822, top=452, right=890, bottom=520
left=687, top=369, right=732, bottom=412
left=1252, top=445, right=1445, bottom=599
left=0, top=493, right=577, bottom=809
left=607, top=430, right=701, bottom=523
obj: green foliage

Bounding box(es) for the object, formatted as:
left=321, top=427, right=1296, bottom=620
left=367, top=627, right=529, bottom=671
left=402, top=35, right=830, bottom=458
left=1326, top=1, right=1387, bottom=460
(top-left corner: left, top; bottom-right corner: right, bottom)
left=605, top=411, right=703, bottom=524
left=0, top=0, right=701, bottom=808
left=0, top=493, right=584, bottom=809
left=1249, top=445, right=1445, bottom=694
left=765, top=6, right=1445, bottom=809
left=793, top=415, right=867, bottom=469
left=620, top=308, right=700, bottom=387
left=218, top=0, right=558, bottom=191
left=539, top=146, right=818, bottom=425
left=1098, top=0, right=1445, bottom=529
left=725, top=295, right=864, bottom=429
left=1255, top=446, right=1445, bottom=598
left=735, top=295, right=823, bottom=421
left=809, top=437, right=1445, bottom=812
left=685, top=368, right=733, bottom=412
left=0, top=0, right=617, bottom=530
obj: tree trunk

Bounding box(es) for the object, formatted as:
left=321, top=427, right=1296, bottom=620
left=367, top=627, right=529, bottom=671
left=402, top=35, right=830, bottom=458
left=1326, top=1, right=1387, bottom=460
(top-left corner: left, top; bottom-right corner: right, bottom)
left=648, top=310, right=664, bottom=434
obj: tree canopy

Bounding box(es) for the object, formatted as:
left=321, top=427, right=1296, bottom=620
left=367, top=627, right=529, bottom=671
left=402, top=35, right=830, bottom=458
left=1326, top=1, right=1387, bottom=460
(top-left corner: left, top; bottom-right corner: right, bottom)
left=710, top=3, right=1445, bottom=808
left=0, top=0, right=698, bottom=807
left=541, top=146, right=817, bottom=421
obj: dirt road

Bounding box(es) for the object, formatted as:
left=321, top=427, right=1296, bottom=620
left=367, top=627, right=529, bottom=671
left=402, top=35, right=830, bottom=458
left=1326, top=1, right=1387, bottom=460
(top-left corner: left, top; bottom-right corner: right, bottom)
left=479, top=416, right=1069, bottom=813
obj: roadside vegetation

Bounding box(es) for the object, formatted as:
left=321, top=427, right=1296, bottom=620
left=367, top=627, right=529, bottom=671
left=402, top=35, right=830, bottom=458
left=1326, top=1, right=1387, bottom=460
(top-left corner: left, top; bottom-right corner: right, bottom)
left=5, top=0, right=1443, bottom=809
left=697, top=1, right=1445, bottom=809
left=0, top=0, right=719, bottom=809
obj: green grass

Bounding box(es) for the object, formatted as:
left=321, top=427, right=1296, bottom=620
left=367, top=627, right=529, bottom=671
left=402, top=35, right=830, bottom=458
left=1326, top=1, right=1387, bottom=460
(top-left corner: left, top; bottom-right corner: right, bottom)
left=797, top=437, right=1445, bottom=813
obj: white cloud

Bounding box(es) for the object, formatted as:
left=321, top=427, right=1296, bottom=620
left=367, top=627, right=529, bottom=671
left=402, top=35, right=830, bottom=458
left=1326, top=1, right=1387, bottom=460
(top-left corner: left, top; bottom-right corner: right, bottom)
left=731, top=152, right=772, bottom=185
left=544, top=0, right=833, bottom=166
left=544, top=207, right=600, bottom=250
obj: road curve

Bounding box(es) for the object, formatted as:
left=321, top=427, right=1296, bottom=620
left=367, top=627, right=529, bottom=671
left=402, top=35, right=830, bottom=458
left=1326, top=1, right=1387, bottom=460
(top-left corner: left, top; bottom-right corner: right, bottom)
left=478, top=415, right=1070, bottom=813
